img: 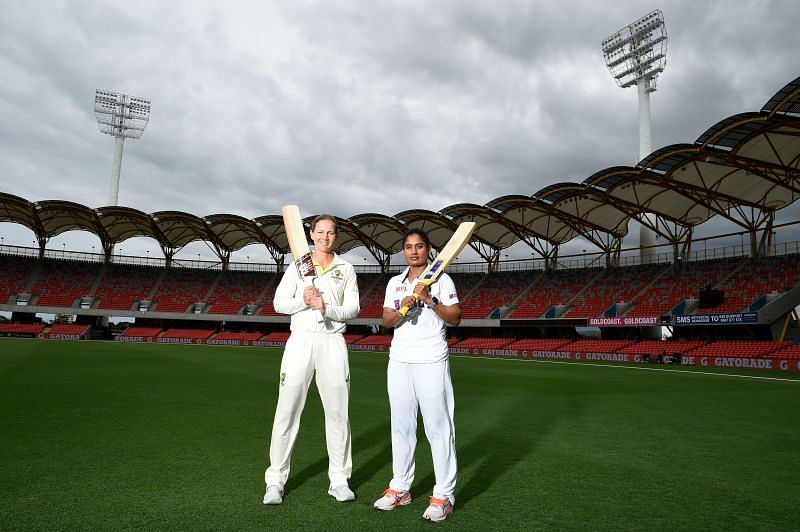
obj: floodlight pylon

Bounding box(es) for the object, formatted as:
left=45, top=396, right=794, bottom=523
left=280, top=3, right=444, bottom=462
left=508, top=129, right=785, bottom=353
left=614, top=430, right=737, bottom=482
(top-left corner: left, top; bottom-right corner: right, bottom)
left=602, top=9, right=667, bottom=261
left=95, top=90, right=151, bottom=206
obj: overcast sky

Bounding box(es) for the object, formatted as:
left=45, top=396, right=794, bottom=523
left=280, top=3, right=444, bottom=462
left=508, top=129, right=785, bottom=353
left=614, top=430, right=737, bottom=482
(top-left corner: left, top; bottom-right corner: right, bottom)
left=1, top=0, right=798, bottom=263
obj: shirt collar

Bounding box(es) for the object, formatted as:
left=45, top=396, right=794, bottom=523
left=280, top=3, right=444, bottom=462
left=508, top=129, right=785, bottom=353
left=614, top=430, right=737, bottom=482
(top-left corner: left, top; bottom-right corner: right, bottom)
left=313, top=253, right=341, bottom=275
left=401, top=265, right=429, bottom=284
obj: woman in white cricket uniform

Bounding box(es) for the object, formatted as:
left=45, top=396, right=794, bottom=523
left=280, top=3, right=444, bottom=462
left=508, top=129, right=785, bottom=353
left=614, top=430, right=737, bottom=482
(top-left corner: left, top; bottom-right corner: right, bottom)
left=373, top=228, right=461, bottom=523
left=263, top=215, right=360, bottom=505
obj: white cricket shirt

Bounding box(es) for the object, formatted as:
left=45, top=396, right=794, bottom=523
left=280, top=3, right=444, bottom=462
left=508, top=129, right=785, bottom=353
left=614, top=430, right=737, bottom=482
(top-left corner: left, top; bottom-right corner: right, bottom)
left=383, top=267, right=459, bottom=363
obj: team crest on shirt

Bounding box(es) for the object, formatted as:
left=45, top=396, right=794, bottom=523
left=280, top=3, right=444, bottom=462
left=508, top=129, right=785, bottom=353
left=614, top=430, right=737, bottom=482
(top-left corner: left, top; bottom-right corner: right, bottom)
left=330, top=268, right=344, bottom=283
left=280, top=372, right=286, bottom=387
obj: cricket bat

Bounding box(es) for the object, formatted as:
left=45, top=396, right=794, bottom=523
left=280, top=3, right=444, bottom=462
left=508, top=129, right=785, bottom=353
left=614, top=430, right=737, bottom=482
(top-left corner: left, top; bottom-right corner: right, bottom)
left=282, top=205, right=324, bottom=323
left=397, top=221, right=477, bottom=317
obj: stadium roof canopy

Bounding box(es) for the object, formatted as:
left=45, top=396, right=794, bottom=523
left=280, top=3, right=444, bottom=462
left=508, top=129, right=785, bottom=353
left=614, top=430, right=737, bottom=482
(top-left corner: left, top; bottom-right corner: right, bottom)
left=1, top=75, right=799, bottom=270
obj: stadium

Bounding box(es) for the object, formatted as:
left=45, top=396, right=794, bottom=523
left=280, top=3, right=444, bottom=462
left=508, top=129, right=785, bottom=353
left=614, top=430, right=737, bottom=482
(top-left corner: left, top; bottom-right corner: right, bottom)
left=1, top=75, right=799, bottom=529
left=3, top=76, right=800, bottom=369
left=3, top=3, right=800, bottom=526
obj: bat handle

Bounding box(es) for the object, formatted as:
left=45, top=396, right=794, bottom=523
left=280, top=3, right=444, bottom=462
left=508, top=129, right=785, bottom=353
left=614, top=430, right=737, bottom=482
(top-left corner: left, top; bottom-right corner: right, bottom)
left=307, top=278, right=325, bottom=324
left=396, top=292, right=421, bottom=318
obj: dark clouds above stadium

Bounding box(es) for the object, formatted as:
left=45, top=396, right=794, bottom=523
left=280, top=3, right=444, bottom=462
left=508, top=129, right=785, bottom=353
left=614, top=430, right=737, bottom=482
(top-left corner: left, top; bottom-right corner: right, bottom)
left=0, top=0, right=798, bottom=259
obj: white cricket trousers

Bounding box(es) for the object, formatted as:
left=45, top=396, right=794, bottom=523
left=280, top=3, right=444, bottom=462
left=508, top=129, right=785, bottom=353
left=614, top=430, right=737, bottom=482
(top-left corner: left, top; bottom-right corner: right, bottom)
left=265, top=332, right=352, bottom=489
left=387, top=358, right=457, bottom=503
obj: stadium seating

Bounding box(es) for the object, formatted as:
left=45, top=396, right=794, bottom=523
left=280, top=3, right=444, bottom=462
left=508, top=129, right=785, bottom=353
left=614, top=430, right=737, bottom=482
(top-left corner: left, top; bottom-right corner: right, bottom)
left=159, top=328, right=215, bottom=340
left=503, top=338, right=574, bottom=351
left=211, top=331, right=264, bottom=341
left=94, top=264, right=162, bottom=310
left=258, top=282, right=282, bottom=316
left=343, top=333, right=365, bottom=345
left=458, top=271, right=530, bottom=319
left=353, top=335, right=393, bottom=348
left=8, top=253, right=800, bottom=369
left=207, top=271, right=271, bottom=314
left=510, top=268, right=601, bottom=318
left=619, top=340, right=706, bottom=356
left=565, top=339, right=636, bottom=353
left=695, top=255, right=800, bottom=314
left=765, top=341, right=800, bottom=359
left=452, top=337, right=515, bottom=349
left=0, top=254, right=35, bottom=304
left=358, top=273, right=395, bottom=318
left=0, top=322, right=44, bottom=334
left=150, top=269, right=217, bottom=313
left=685, top=340, right=782, bottom=358
left=259, top=331, right=291, bottom=343
left=120, top=326, right=163, bottom=337
left=626, top=258, right=741, bottom=317
left=47, top=323, right=89, bottom=336
left=29, top=259, right=102, bottom=308
left=565, top=264, right=662, bottom=317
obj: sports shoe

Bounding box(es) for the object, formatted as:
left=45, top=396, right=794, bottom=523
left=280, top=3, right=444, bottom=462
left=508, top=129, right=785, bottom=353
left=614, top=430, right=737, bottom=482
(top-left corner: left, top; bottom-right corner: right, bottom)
left=262, top=485, right=283, bottom=505
left=373, top=488, right=412, bottom=511
left=422, top=496, right=453, bottom=522
left=328, top=484, right=356, bottom=502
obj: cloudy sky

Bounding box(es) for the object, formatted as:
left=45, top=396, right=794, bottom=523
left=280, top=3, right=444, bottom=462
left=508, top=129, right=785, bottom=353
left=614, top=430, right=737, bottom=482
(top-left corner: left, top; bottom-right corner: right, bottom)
left=0, top=0, right=798, bottom=262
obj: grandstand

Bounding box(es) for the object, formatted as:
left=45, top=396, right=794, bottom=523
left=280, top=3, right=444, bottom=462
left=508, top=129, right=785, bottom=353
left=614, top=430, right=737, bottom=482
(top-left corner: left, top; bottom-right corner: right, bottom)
left=1, top=74, right=800, bottom=372
left=356, top=272, right=395, bottom=318
left=206, top=271, right=269, bottom=315
left=509, top=267, right=601, bottom=318
left=45, top=323, right=90, bottom=339
left=0, top=255, right=35, bottom=305
left=119, top=326, right=163, bottom=338
left=150, top=269, right=218, bottom=313
left=3, top=248, right=800, bottom=334
left=158, top=328, right=215, bottom=340
left=29, top=259, right=102, bottom=308
left=0, top=322, right=44, bottom=336
left=93, top=263, right=162, bottom=311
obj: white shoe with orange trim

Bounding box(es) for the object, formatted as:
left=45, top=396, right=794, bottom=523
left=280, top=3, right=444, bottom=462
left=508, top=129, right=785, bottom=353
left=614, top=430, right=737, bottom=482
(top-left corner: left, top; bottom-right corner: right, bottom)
left=422, top=495, right=453, bottom=522
left=373, top=488, right=412, bottom=510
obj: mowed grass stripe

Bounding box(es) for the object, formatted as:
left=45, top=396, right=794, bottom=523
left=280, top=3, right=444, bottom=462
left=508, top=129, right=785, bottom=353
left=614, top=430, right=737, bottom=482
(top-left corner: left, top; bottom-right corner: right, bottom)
left=0, top=339, right=798, bottom=530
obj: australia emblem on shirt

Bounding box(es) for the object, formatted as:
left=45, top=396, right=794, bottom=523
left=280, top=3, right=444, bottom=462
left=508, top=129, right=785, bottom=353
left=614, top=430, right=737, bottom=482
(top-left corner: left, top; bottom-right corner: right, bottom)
left=330, top=269, right=344, bottom=283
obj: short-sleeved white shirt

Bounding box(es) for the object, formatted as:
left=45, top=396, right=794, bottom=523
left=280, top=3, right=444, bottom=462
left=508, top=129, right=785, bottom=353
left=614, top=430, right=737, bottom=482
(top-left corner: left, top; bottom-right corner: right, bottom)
left=383, top=268, right=459, bottom=363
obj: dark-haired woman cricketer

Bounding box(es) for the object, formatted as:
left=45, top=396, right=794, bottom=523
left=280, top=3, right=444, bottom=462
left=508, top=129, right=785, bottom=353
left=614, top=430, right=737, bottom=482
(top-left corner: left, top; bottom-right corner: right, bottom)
left=373, top=228, right=461, bottom=522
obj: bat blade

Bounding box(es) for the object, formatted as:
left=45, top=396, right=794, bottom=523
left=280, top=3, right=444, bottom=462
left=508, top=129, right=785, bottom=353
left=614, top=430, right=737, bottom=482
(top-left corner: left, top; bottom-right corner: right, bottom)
left=398, top=221, right=476, bottom=317
left=281, top=205, right=324, bottom=323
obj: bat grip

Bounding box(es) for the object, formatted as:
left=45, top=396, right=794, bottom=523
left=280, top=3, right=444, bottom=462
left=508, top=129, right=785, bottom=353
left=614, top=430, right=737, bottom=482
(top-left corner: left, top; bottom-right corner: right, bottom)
left=396, top=292, right=421, bottom=317
left=306, top=278, right=325, bottom=323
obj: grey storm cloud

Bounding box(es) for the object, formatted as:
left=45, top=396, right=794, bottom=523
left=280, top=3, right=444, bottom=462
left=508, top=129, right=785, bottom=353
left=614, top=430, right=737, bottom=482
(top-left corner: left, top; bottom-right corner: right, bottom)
left=0, top=0, right=798, bottom=259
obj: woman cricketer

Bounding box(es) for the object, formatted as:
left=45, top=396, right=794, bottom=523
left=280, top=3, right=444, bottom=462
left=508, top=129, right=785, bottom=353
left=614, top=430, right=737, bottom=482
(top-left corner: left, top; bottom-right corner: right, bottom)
left=263, top=215, right=360, bottom=505
left=373, top=228, right=461, bottom=522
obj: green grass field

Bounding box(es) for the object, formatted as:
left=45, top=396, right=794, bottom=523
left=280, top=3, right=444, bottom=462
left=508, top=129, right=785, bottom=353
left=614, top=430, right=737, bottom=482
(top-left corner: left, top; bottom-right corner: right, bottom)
left=1, top=338, right=799, bottom=530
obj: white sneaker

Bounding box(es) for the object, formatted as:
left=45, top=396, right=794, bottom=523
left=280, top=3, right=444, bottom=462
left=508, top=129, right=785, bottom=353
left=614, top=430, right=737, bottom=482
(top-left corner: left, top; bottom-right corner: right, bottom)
left=373, top=488, right=411, bottom=511
left=262, top=485, right=283, bottom=505
left=328, top=484, right=355, bottom=502
left=422, top=495, right=453, bottom=522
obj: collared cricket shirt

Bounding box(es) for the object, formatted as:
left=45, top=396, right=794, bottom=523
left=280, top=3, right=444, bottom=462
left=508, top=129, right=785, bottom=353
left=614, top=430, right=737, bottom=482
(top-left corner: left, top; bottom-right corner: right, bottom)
left=273, top=254, right=359, bottom=333
left=383, top=267, right=459, bottom=363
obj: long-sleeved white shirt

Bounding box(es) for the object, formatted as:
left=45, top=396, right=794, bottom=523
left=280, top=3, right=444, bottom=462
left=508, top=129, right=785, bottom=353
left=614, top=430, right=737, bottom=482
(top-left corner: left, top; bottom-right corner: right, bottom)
left=273, top=254, right=360, bottom=334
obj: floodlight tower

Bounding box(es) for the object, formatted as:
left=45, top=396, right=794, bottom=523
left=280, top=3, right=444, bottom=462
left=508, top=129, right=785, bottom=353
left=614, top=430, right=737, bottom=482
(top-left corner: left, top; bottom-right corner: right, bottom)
left=602, top=10, right=667, bottom=261
left=94, top=90, right=151, bottom=206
